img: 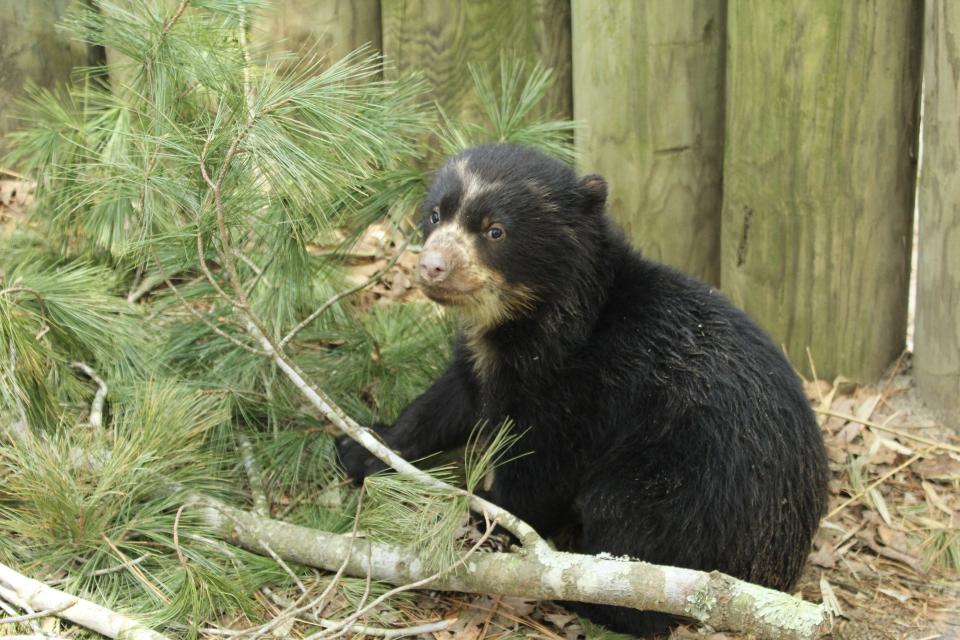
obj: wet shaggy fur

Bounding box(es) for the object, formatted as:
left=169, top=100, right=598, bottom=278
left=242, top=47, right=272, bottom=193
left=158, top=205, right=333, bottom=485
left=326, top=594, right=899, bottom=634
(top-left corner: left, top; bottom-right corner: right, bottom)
left=337, top=144, right=829, bottom=637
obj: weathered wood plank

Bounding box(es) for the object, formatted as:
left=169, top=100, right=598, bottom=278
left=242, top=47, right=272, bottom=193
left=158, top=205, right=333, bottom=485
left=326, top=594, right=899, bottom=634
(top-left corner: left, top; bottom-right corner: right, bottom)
left=572, top=0, right=725, bottom=284
left=381, top=0, right=571, bottom=125
left=253, top=0, right=381, bottom=64
left=721, top=1, right=922, bottom=381
left=916, top=1, right=960, bottom=421
left=0, top=0, right=90, bottom=155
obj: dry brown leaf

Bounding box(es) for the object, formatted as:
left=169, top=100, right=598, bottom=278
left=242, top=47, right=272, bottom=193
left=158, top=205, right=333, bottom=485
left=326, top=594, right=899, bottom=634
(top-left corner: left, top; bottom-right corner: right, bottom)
left=876, top=587, right=910, bottom=603
left=500, top=597, right=536, bottom=617
left=809, top=543, right=838, bottom=569
left=868, top=488, right=893, bottom=526
left=921, top=481, right=954, bottom=517
left=913, top=452, right=960, bottom=481
left=855, top=393, right=882, bottom=422
left=835, top=421, right=865, bottom=448
left=819, top=575, right=843, bottom=617
left=543, top=612, right=575, bottom=629
left=876, top=525, right=912, bottom=555
left=863, top=432, right=900, bottom=466
left=0, top=179, right=34, bottom=207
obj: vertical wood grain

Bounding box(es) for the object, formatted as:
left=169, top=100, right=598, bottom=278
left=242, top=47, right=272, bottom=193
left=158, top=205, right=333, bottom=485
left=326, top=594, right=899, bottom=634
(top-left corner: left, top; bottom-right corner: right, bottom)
left=572, top=0, right=726, bottom=284
left=721, top=1, right=922, bottom=381
left=0, top=1, right=90, bottom=155
left=254, top=0, right=382, bottom=65
left=916, top=0, right=960, bottom=421
left=381, top=0, right=572, bottom=126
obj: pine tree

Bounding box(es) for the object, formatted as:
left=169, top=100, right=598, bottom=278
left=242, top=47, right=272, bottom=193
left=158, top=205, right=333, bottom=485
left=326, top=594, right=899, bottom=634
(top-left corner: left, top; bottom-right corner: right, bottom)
left=0, top=1, right=575, bottom=636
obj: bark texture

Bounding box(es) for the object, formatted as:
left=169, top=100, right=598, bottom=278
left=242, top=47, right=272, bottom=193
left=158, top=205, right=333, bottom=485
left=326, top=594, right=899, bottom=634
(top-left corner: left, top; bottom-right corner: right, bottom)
left=202, top=501, right=830, bottom=640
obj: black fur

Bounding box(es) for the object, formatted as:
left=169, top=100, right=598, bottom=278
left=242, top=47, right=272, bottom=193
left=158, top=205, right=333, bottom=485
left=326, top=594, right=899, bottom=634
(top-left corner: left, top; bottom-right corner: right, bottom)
left=337, top=144, right=829, bottom=638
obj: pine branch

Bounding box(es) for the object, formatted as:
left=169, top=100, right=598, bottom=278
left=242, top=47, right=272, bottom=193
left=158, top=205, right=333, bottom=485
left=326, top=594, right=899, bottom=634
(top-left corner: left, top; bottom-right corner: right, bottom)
left=197, top=498, right=831, bottom=640
left=278, top=239, right=410, bottom=349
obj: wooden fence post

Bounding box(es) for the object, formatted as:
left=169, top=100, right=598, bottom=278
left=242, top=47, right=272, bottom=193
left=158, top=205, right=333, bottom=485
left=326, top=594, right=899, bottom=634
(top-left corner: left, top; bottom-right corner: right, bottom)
left=721, top=2, right=922, bottom=381
left=916, top=1, right=960, bottom=422
left=380, top=0, right=571, bottom=126
left=254, top=0, right=381, bottom=66
left=571, top=0, right=726, bottom=285
left=0, top=0, right=90, bottom=155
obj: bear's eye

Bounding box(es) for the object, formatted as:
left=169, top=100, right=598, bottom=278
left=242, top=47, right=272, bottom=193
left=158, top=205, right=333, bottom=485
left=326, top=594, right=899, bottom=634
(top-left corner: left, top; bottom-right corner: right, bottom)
left=486, top=223, right=505, bottom=241
left=429, top=207, right=441, bottom=225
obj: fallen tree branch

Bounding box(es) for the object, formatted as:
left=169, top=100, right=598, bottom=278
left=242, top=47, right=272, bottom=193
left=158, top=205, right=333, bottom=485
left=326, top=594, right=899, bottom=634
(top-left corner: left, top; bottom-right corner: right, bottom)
left=0, top=562, right=170, bottom=640
left=197, top=499, right=831, bottom=640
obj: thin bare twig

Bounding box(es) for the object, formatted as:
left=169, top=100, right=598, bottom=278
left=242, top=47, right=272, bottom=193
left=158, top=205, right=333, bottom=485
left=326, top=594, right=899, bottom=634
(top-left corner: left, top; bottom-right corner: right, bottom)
left=71, top=362, right=107, bottom=428
left=826, top=447, right=935, bottom=520
left=238, top=433, right=269, bottom=517
left=206, top=504, right=308, bottom=596
left=5, top=341, right=28, bottom=431
left=0, top=168, right=28, bottom=180
left=0, top=590, right=41, bottom=634
left=127, top=271, right=168, bottom=304
left=161, top=0, right=189, bottom=35
left=200, top=491, right=368, bottom=640
left=25, top=557, right=151, bottom=588
left=815, top=409, right=960, bottom=454
left=154, top=256, right=267, bottom=356
left=278, top=240, right=410, bottom=349
left=305, top=513, right=497, bottom=640
left=257, top=588, right=455, bottom=640
left=0, top=285, right=50, bottom=339
left=173, top=505, right=188, bottom=569
left=0, top=602, right=76, bottom=625
left=101, top=536, right=170, bottom=603
left=238, top=2, right=255, bottom=121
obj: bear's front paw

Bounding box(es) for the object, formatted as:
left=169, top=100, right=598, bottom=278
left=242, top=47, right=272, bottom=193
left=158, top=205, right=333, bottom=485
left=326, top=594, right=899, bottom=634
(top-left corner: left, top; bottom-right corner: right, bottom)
left=335, top=428, right=390, bottom=483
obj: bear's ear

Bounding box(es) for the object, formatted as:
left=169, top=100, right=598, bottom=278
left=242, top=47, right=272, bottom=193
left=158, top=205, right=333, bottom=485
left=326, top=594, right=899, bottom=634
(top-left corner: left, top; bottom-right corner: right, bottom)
left=578, top=174, right=608, bottom=212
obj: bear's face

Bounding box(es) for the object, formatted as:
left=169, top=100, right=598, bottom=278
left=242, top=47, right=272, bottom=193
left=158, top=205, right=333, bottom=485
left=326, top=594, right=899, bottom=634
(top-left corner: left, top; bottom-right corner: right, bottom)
left=417, top=144, right=608, bottom=332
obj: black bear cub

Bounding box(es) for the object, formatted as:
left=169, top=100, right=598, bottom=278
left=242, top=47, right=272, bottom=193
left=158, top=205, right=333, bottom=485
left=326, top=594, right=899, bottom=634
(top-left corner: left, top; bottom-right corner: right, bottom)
left=337, top=144, right=828, bottom=638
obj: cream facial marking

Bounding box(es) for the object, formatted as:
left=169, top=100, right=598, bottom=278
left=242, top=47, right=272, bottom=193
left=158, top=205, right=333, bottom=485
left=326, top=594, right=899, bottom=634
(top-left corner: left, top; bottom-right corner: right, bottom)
left=453, top=158, right=501, bottom=212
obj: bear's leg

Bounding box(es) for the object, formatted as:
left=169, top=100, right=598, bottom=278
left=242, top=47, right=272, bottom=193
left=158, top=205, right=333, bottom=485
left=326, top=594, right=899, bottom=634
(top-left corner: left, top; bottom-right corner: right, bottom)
left=487, top=453, right=580, bottom=538
left=562, top=441, right=710, bottom=638
left=560, top=500, right=682, bottom=638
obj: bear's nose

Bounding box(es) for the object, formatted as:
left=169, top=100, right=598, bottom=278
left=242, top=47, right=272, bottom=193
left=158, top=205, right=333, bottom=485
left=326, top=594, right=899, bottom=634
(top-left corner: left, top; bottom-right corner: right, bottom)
left=418, top=251, right=449, bottom=283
